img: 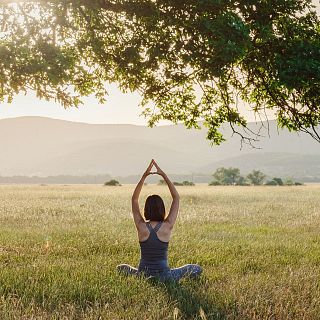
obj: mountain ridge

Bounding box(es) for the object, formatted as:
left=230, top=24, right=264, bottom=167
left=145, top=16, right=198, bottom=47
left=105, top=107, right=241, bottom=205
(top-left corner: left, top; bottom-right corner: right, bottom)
left=0, top=116, right=319, bottom=180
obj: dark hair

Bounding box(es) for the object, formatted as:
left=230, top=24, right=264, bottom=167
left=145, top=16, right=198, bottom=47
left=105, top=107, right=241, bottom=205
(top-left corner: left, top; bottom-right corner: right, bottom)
left=144, top=194, right=165, bottom=221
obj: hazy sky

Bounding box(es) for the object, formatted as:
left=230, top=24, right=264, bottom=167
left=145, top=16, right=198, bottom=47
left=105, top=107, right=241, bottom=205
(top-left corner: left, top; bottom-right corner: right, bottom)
left=0, top=84, right=149, bottom=125
left=0, top=1, right=319, bottom=125
left=0, top=84, right=272, bottom=125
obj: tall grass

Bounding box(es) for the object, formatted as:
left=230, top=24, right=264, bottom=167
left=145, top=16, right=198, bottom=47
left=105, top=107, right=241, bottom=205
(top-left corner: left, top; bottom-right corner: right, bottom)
left=0, top=184, right=319, bottom=319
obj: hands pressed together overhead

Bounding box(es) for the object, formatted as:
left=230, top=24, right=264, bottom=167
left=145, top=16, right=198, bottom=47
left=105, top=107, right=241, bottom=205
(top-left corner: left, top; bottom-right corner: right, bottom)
left=133, top=159, right=179, bottom=227
left=143, top=159, right=165, bottom=177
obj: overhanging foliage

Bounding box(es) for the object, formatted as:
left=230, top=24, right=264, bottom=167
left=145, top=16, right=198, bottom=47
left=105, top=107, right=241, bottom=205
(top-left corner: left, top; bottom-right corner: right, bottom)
left=0, top=0, right=319, bottom=144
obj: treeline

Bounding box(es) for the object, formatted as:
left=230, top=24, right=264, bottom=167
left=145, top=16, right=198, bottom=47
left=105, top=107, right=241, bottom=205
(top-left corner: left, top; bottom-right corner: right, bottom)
left=158, top=179, right=195, bottom=186
left=0, top=172, right=305, bottom=186
left=209, top=168, right=303, bottom=186
left=0, top=174, right=112, bottom=184
left=0, top=174, right=214, bottom=184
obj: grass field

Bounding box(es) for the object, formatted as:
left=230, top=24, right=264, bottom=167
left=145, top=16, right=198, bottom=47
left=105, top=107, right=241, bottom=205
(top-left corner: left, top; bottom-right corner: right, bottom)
left=0, top=184, right=319, bottom=320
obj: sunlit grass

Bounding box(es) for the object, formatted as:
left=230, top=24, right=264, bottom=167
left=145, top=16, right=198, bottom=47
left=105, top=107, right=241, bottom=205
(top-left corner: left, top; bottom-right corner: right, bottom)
left=0, top=184, right=319, bottom=319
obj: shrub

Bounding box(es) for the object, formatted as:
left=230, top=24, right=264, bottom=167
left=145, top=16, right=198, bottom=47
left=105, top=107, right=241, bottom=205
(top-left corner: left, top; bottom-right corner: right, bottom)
left=265, top=180, right=278, bottom=186
left=182, top=181, right=195, bottom=186
left=284, top=178, right=294, bottom=186
left=209, top=181, right=221, bottom=186
left=173, top=181, right=195, bottom=186
left=104, top=179, right=121, bottom=186
left=272, top=177, right=284, bottom=186
left=265, top=177, right=284, bottom=186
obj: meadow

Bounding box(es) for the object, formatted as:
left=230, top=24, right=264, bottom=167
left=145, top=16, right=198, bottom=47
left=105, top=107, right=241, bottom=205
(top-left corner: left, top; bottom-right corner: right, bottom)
left=0, top=184, right=319, bottom=320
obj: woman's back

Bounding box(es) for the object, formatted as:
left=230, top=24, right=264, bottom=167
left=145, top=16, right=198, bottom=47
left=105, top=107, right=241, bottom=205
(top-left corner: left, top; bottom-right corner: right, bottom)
left=138, top=221, right=169, bottom=273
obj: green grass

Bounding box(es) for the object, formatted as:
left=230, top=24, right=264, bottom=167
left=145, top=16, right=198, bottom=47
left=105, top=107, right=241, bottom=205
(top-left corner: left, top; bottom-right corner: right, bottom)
left=0, top=184, right=319, bottom=319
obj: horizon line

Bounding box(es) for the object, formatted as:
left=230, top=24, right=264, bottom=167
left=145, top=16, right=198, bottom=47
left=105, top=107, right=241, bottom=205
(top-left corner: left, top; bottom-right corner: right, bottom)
left=0, top=115, right=276, bottom=127
left=0, top=115, right=181, bottom=127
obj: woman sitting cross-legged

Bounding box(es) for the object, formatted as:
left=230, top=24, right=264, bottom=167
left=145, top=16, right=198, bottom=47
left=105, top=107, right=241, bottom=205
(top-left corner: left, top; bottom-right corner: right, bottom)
left=117, top=159, right=202, bottom=282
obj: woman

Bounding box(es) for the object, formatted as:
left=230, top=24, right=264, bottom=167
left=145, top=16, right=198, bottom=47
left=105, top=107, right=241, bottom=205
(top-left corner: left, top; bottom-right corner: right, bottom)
left=117, top=159, right=202, bottom=282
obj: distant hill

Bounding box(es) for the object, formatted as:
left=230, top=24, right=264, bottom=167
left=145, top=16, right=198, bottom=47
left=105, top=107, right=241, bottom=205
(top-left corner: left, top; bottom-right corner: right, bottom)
left=199, top=153, right=320, bottom=181
left=0, top=116, right=319, bottom=181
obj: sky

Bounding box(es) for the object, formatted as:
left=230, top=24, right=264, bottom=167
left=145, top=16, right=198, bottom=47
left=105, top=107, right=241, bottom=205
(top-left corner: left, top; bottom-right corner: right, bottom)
left=0, top=84, right=149, bottom=125
left=0, top=85, right=273, bottom=125
left=0, top=1, right=319, bottom=126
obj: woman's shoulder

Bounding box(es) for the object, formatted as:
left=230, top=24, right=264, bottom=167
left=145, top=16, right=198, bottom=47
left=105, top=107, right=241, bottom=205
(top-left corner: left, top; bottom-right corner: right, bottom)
left=155, top=221, right=172, bottom=242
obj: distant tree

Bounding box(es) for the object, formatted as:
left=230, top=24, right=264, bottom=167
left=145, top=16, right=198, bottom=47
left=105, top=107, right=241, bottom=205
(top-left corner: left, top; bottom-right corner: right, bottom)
left=236, top=175, right=249, bottom=186
left=104, top=179, right=121, bottom=186
left=273, top=177, right=284, bottom=186
left=265, top=180, right=278, bottom=186
left=173, top=181, right=183, bottom=186
left=212, top=167, right=242, bottom=185
left=284, top=178, right=294, bottom=186
left=158, top=179, right=166, bottom=185
left=283, top=178, right=304, bottom=186
left=265, top=177, right=283, bottom=186
left=247, top=170, right=266, bottom=185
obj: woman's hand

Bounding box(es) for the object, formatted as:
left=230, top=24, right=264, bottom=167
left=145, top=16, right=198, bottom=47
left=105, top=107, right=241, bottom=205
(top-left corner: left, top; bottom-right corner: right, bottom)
left=143, top=159, right=155, bottom=178
left=152, top=160, right=165, bottom=177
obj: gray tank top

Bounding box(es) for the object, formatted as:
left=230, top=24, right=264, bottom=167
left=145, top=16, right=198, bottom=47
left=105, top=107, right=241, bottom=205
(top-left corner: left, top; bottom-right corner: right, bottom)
left=138, top=221, right=169, bottom=273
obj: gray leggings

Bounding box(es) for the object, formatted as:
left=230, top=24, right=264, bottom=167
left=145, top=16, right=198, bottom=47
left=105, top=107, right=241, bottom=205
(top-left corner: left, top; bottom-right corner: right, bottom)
left=117, top=264, right=202, bottom=282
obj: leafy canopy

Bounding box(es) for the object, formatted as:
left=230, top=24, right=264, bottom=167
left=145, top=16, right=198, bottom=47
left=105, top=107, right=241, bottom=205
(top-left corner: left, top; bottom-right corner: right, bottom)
left=1, top=0, right=320, bottom=144
left=212, top=167, right=243, bottom=185
left=246, top=170, right=266, bottom=185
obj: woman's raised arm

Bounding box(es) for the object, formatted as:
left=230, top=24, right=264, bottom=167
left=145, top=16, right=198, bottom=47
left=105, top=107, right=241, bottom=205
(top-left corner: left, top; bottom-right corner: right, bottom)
left=131, top=160, right=154, bottom=228
left=153, top=160, right=180, bottom=228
